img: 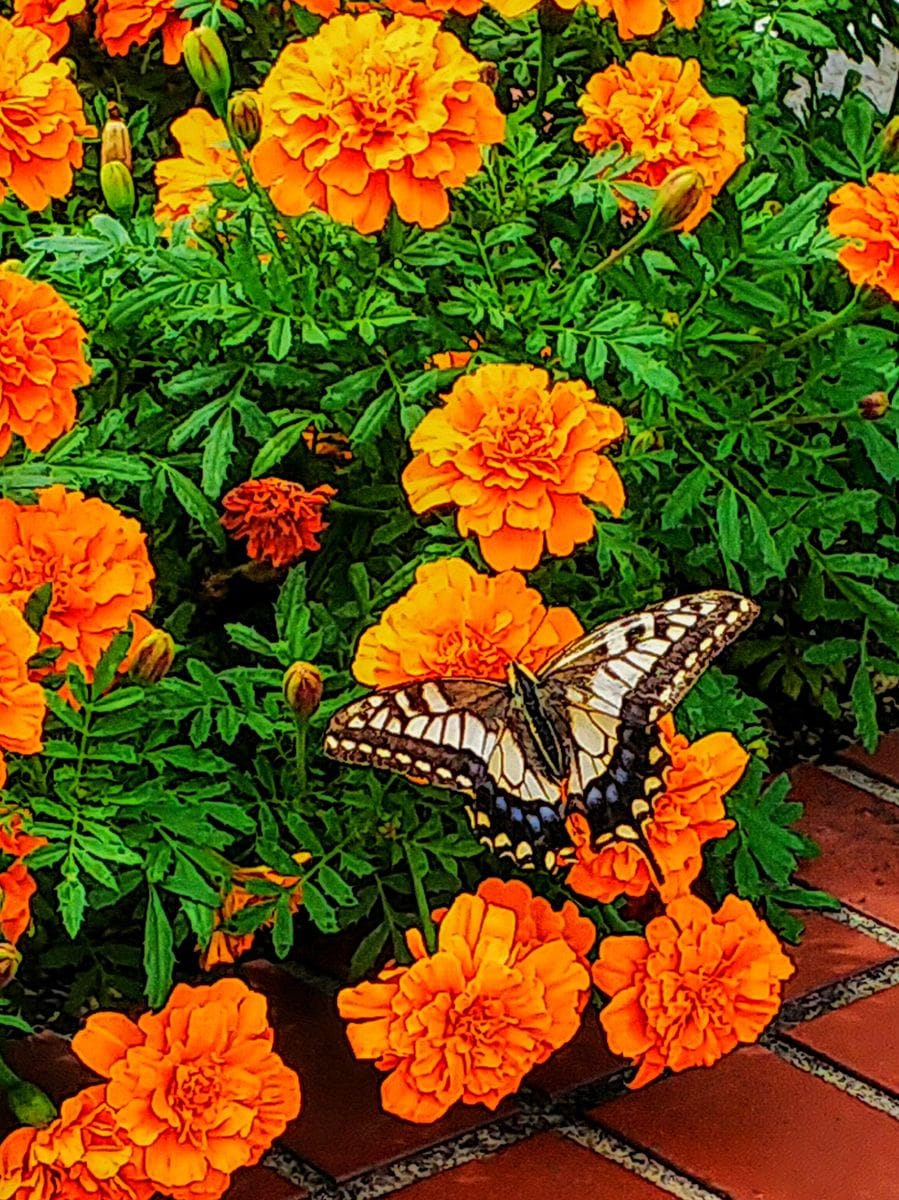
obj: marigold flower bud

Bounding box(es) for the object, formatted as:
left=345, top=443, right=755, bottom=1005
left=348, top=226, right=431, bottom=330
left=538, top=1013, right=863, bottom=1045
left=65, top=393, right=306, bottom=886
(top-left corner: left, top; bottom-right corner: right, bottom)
left=0, top=942, right=21, bottom=989
left=880, top=116, right=899, bottom=163
left=100, top=160, right=135, bottom=220
left=130, top=628, right=176, bottom=684
left=661, top=310, right=680, bottom=328
left=652, top=166, right=706, bottom=232
left=859, top=390, right=890, bottom=421
left=228, top=91, right=261, bottom=148
left=101, top=103, right=132, bottom=171
left=283, top=661, right=323, bottom=720
left=184, top=26, right=232, bottom=118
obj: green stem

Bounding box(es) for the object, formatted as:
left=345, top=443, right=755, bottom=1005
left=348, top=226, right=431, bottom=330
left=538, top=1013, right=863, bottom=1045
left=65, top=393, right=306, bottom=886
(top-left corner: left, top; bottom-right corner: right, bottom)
left=534, top=26, right=558, bottom=124
left=403, top=844, right=436, bottom=954
left=222, top=115, right=304, bottom=270
left=294, top=716, right=308, bottom=794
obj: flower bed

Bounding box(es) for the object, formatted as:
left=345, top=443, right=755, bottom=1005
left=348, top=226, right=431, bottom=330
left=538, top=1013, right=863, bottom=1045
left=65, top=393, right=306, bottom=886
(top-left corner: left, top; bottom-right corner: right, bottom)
left=0, top=0, right=897, bottom=1194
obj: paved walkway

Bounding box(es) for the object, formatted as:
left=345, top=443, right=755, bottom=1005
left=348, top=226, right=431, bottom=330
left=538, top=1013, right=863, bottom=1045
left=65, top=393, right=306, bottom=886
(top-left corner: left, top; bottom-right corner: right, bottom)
left=5, top=737, right=899, bottom=1198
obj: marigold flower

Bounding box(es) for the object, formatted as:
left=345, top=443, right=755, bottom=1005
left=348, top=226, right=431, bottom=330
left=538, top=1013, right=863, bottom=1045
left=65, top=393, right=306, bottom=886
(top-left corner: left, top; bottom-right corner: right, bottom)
left=565, top=715, right=745, bottom=904
left=11, top=0, right=86, bottom=54
left=338, top=885, right=590, bottom=1122
left=0, top=268, right=90, bottom=458
left=0, top=20, right=93, bottom=210
left=352, top=557, right=583, bottom=687
left=0, top=861, right=37, bottom=943
left=253, top=13, right=505, bottom=235
left=0, top=1085, right=153, bottom=1200
left=574, top=53, right=746, bottom=232
left=0, top=810, right=47, bottom=859
left=402, top=363, right=626, bottom=571
left=221, top=477, right=336, bottom=570
left=95, top=0, right=190, bottom=62
left=0, top=600, right=46, bottom=762
left=0, top=485, right=155, bottom=681
left=425, top=334, right=482, bottom=371
left=384, top=0, right=482, bottom=19
left=154, top=108, right=246, bottom=235
left=71, top=978, right=301, bottom=1197
left=828, top=174, right=899, bottom=302
left=592, top=0, right=702, bottom=38
left=594, top=893, right=794, bottom=1088
left=200, top=856, right=310, bottom=971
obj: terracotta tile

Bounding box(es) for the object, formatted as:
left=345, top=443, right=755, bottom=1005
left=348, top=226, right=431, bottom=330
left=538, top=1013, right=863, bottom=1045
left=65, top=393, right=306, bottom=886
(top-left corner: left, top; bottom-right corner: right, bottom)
left=783, top=912, right=896, bottom=1001
left=839, top=731, right=899, bottom=786
left=527, top=1012, right=622, bottom=1097
left=391, top=1132, right=669, bottom=1200
left=224, top=1166, right=307, bottom=1200
left=589, top=1045, right=899, bottom=1200
left=243, top=961, right=517, bottom=1182
left=791, top=764, right=899, bottom=930
left=790, top=986, right=899, bottom=1094
left=2, top=1030, right=98, bottom=1103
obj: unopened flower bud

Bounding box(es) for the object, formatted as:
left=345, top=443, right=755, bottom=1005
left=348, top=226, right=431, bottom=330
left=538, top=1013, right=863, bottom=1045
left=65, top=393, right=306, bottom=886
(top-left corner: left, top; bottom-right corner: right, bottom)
left=283, top=661, right=323, bottom=720
left=479, top=63, right=498, bottom=88
left=880, top=116, right=899, bottom=163
left=101, top=103, right=132, bottom=171
left=228, top=91, right=261, bottom=148
left=652, top=167, right=706, bottom=232
left=130, top=628, right=176, bottom=684
left=859, top=390, right=890, bottom=421
left=6, top=1081, right=57, bottom=1128
left=661, top=310, right=680, bottom=328
left=100, top=160, right=135, bottom=220
left=184, top=26, right=232, bottom=117
left=0, top=942, right=21, bottom=989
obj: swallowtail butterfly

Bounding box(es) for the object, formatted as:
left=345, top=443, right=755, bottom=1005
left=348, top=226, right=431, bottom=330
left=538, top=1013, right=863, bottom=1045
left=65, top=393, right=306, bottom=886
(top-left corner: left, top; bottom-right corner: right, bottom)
left=324, top=591, right=758, bottom=871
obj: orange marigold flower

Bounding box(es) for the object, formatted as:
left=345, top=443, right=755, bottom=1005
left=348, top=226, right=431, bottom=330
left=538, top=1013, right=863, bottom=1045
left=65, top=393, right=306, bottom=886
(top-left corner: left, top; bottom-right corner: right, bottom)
left=384, top=0, right=482, bottom=19
left=352, top=557, right=583, bottom=687
left=0, top=809, right=47, bottom=859
left=253, top=13, right=505, bottom=235
left=0, top=20, right=93, bottom=210
left=565, top=715, right=745, bottom=904
left=200, top=855, right=310, bottom=971
left=828, top=174, right=899, bottom=302
left=593, top=893, right=794, bottom=1088
left=337, top=885, right=590, bottom=1122
left=425, top=334, right=482, bottom=372
left=0, top=1085, right=153, bottom=1200
left=11, top=0, right=86, bottom=54
left=0, top=268, right=91, bottom=458
left=71, top=978, right=301, bottom=1197
left=0, top=861, right=37, bottom=943
left=402, top=363, right=626, bottom=571
left=95, top=0, right=190, bottom=62
left=0, top=600, right=45, bottom=760
left=0, top=485, right=155, bottom=681
left=592, top=0, right=702, bottom=38
left=574, top=53, right=746, bottom=232
left=155, top=108, right=247, bottom=235
left=221, top=478, right=336, bottom=570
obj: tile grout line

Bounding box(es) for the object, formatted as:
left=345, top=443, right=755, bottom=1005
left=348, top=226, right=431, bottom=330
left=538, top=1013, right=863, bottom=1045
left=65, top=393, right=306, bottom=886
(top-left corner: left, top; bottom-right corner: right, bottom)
left=822, top=903, right=899, bottom=951
left=820, top=763, right=899, bottom=808
left=776, top=956, right=899, bottom=1026
left=762, top=1032, right=899, bottom=1119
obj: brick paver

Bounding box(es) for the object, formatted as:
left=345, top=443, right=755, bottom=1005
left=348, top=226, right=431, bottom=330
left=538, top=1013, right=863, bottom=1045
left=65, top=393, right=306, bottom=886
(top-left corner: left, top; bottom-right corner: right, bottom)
left=839, top=730, right=899, bottom=785
left=225, top=1167, right=308, bottom=1200
left=782, top=911, right=896, bottom=1000
left=788, top=985, right=899, bottom=1094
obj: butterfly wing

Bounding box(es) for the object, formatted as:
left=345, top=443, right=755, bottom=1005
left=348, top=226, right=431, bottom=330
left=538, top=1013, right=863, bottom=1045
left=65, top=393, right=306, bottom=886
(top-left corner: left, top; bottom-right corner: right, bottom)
left=540, top=590, right=759, bottom=846
left=324, top=677, right=568, bottom=868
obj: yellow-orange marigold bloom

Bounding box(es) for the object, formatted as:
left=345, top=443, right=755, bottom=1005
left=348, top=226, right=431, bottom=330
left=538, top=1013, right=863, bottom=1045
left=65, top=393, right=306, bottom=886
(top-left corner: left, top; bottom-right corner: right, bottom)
left=0, top=20, right=93, bottom=210
left=0, top=485, right=155, bottom=680
left=402, top=363, right=626, bottom=571
left=71, top=978, right=301, bottom=1197
left=592, top=0, right=702, bottom=39
left=95, top=0, right=190, bottom=62
left=594, top=894, right=794, bottom=1088
left=574, top=53, right=746, bottom=233
left=352, top=557, right=583, bottom=687
left=0, top=268, right=90, bottom=457
left=337, top=885, right=590, bottom=1122
left=828, top=174, right=899, bottom=302
left=253, top=13, right=505, bottom=235
left=11, top=0, right=86, bottom=54
left=155, top=108, right=247, bottom=235
left=0, top=1085, right=153, bottom=1200
left=565, top=715, right=745, bottom=904
left=0, top=861, right=36, bottom=943
left=0, top=600, right=45, bottom=761
left=221, top=477, right=336, bottom=570
left=384, top=0, right=482, bottom=18
left=200, top=856, right=310, bottom=971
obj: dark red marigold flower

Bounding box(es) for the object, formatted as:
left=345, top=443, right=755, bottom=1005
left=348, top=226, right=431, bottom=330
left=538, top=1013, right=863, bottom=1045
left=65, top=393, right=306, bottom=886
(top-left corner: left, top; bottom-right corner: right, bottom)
left=221, top=478, right=336, bottom=569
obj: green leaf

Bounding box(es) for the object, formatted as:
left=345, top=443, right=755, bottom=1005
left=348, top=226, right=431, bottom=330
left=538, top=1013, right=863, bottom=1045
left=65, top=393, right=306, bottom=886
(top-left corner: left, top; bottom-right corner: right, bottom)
left=162, top=465, right=226, bottom=551
left=57, top=877, right=86, bottom=938
left=318, top=864, right=355, bottom=906
left=144, top=886, right=175, bottom=1008
left=349, top=921, right=389, bottom=981
left=661, top=466, right=710, bottom=529
left=267, top=314, right=293, bottom=361
left=23, top=584, right=53, bottom=634
left=302, top=880, right=338, bottom=933
left=850, top=660, right=878, bottom=753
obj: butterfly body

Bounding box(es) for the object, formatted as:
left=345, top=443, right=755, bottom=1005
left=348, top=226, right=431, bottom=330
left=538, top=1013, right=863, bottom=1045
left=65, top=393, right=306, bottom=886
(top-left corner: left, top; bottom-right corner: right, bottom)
left=325, top=590, right=758, bottom=870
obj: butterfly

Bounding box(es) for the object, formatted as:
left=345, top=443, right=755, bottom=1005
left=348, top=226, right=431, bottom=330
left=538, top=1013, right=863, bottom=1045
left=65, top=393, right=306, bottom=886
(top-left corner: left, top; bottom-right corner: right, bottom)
left=324, top=590, right=758, bottom=872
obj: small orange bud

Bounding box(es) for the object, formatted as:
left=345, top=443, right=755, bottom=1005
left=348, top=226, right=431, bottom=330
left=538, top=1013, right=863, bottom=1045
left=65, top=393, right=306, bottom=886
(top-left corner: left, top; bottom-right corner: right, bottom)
left=184, top=26, right=232, bottom=117
left=228, top=91, right=261, bottom=148
left=283, top=661, right=323, bottom=720
left=100, top=160, right=135, bottom=220
left=652, top=167, right=706, bottom=232
left=101, top=103, right=132, bottom=171
left=859, top=391, right=890, bottom=420
left=0, top=942, right=21, bottom=989
left=130, top=628, right=176, bottom=684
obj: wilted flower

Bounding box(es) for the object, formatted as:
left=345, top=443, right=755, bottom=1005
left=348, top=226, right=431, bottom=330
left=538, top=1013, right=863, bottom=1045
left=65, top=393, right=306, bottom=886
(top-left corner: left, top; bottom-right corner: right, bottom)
left=593, top=894, right=794, bottom=1087
left=828, top=174, right=899, bottom=302
left=402, top=363, right=626, bottom=571
left=221, top=478, right=336, bottom=569
left=101, top=103, right=132, bottom=170
left=0, top=941, right=21, bottom=988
